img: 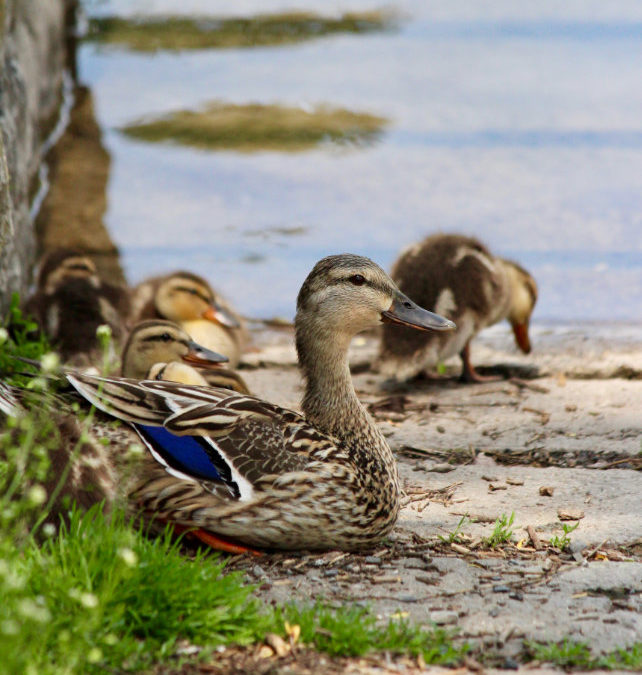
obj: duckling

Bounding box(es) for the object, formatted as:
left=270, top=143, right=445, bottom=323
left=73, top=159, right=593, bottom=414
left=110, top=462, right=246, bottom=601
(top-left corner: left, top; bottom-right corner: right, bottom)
left=121, top=320, right=251, bottom=394
left=66, top=254, right=455, bottom=553
left=0, top=382, right=117, bottom=531
left=24, top=248, right=129, bottom=365
left=130, top=271, right=246, bottom=367
left=377, top=234, right=537, bottom=383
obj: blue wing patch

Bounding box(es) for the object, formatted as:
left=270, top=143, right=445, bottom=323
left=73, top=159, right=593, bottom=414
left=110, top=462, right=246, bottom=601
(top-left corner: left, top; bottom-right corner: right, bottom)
left=137, top=425, right=223, bottom=483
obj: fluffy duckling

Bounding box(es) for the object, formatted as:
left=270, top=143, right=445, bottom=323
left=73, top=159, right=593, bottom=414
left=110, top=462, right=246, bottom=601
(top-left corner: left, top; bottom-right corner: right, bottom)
left=0, top=381, right=117, bottom=531
left=121, top=320, right=251, bottom=394
left=377, top=234, right=537, bottom=383
left=24, top=248, right=129, bottom=365
left=130, top=271, right=246, bottom=367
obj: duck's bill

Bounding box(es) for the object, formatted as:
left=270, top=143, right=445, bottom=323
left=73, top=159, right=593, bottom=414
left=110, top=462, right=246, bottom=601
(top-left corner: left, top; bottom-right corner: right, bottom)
left=511, top=321, right=532, bottom=354
left=201, top=304, right=240, bottom=328
left=381, top=292, right=456, bottom=332
left=182, top=340, right=229, bottom=367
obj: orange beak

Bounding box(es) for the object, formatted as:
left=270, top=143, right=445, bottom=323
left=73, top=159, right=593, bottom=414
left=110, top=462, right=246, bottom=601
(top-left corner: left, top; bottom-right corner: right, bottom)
left=511, top=321, right=532, bottom=354
left=201, top=304, right=240, bottom=328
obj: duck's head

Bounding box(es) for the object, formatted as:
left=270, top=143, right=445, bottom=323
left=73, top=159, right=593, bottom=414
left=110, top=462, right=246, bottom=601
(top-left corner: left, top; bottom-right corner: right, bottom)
left=121, top=319, right=228, bottom=379
left=296, top=254, right=456, bottom=346
left=37, top=248, right=100, bottom=294
left=503, top=260, right=538, bottom=354
left=154, top=272, right=240, bottom=328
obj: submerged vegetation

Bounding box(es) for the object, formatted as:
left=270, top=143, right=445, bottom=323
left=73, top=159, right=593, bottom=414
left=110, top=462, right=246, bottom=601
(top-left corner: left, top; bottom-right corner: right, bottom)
left=121, top=103, right=387, bottom=153
left=86, top=12, right=394, bottom=52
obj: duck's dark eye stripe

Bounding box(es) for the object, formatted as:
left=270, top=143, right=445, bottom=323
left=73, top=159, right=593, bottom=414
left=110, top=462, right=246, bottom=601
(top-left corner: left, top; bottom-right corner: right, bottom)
left=175, top=286, right=211, bottom=303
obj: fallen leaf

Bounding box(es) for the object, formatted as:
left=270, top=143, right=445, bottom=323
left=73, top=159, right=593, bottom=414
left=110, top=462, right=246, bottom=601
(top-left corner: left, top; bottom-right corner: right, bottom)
left=265, top=633, right=290, bottom=657
left=539, top=486, right=554, bottom=497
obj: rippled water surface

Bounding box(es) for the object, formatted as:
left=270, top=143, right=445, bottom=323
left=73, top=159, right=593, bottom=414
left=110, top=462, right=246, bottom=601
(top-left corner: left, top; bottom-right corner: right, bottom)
left=80, top=0, right=642, bottom=322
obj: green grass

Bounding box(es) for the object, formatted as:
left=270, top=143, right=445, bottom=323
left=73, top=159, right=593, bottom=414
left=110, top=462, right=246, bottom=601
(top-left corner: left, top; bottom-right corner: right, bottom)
left=121, top=102, right=387, bottom=153
left=526, top=639, right=642, bottom=671
left=86, top=12, right=394, bottom=52
left=0, top=293, right=52, bottom=385
left=279, top=602, right=466, bottom=664
left=483, top=511, right=515, bottom=548
left=438, top=515, right=468, bottom=544
left=549, top=520, right=579, bottom=550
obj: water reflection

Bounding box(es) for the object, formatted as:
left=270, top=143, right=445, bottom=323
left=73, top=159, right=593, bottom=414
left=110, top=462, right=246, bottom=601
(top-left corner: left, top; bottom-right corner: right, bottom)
left=86, top=11, right=394, bottom=51
left=121, top=103, right=387, bottom=153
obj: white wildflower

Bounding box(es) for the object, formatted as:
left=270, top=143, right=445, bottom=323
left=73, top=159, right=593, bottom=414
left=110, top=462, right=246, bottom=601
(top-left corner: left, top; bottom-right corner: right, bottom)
left=0, top=327, right=8, bottom=345
left=41, top=352, right=60, bottom=374
left=17, top=599, right=51, bottom=623
left=117, top=547, right=138, bottom=567
left=27, top=485, right=47, bottom=506
left=42, top=523, right=57, bottom=538
left=80, top=592, right=99, bottom=609
left=87, top=647, right=103, bottom=664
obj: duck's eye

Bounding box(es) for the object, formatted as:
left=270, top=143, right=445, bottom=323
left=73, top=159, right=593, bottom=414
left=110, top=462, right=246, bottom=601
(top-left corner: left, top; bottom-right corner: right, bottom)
left=160, top=333, right=172, bottom=342
left=349, top=274, right=366, bottom=286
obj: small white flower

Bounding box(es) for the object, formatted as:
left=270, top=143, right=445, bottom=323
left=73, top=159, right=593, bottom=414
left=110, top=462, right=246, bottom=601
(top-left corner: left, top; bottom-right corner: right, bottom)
left=118, top=547, right=138, bottom=567
left=41, top=352, right=60, bottom=374
left=27, top=485, right=47, bottom=506
left=0, top=327, right=8, bottom=345
left=42, top=523, right=57, bottom=538
left=80, top=592, right=99, bottom=609
left=87, top=647, right=103, bottom=663
left=17, top=599, right=51, bottom=622
left=96, top=324, right=112, bottom=340
left=104, top=633, right=118, bottom=646
left=127, top=443, right=144, bottom=457
left=1, top=620, right=18, bottom=635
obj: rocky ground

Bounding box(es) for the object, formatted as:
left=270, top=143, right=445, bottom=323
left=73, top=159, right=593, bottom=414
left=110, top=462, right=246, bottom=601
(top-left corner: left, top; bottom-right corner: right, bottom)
left=214, top=321, right=641, bottom=673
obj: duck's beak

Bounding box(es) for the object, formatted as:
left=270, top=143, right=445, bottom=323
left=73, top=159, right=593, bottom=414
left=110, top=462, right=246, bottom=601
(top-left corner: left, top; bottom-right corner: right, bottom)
left=201, top=303, right=240, bottom=328
left=511, top=320, right=532, bottom=354
left=381, top=291, right=456, bottom=332
left=182, top=340, right=229, bottom=368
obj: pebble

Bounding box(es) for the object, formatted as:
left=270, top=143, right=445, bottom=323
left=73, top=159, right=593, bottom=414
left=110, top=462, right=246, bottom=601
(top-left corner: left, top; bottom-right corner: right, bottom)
left=429, top=463, right=455, bottom=473
left=503, top=657, right=519, bottom=670
left=364, top=556, right=382, bottom=565
left=430, top=610, right=458, bottom=625
left=323, top=569, right=338, bottom=578
left=509, top=592, right=524, bottom=601
left=252, top=565, right=266, bottom=578
left=493, top=584, right=511, bottom=593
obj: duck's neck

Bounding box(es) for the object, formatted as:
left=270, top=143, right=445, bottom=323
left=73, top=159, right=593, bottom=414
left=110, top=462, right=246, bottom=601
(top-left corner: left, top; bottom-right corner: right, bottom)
left=296, top=325, right=387, bottom=451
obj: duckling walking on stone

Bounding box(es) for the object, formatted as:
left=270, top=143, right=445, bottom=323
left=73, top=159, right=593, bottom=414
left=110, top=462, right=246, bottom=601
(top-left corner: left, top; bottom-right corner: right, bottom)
left=130, top=271, right=246, bottom=367
left=67, top=254, right=455, bottom=552
left=377, top=234, right=537, bottom=383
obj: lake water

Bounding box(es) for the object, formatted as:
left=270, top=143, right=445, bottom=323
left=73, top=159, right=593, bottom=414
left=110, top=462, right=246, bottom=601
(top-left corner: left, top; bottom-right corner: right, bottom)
left=79, top=0, right=642, bottom=324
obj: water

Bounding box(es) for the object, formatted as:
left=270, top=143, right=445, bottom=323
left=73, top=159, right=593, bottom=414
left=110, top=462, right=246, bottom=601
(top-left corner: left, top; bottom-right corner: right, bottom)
left=79, top=0, right=642, bottom=323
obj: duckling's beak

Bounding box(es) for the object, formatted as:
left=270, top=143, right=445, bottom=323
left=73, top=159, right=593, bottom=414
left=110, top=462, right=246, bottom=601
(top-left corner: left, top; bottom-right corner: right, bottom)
left=201, top=303, right=240, bottom=328
left=511, top=321, right=532, bottom=354
left=382, top=292, right=456, bottom=332
left=182, top=340, right=229, bottom=368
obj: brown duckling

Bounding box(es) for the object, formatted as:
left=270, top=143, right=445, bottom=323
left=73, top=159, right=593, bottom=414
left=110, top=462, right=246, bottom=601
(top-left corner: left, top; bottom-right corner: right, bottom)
left=121, top=320, right=251, bottom=394
left=377, top=234, right=537, bottom=382
left=130, top=271, right=246, bottom=367
left=24, top=248, right=129, bottom=365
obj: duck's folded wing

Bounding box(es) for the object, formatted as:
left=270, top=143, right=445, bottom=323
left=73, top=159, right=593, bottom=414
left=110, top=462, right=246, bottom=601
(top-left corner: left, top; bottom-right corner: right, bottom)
left=67, top=373, right=333, bottom=497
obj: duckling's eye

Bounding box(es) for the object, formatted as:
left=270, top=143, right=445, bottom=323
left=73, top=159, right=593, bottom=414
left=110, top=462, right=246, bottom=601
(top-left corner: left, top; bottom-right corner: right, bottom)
left=160, top=333, right=172, bottom=342
left=349, top=274, right=366, bottom=286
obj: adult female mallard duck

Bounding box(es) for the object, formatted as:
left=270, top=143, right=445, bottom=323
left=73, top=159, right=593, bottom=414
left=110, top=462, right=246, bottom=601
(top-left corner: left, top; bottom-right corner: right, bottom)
left=24, top=248, right=129, bottom=365
left=121, top=320, right=251, bottom=394
left=66, top=254, right=455, bottom=553
left=377, top=234, right=537, bottom=383
left=130, top=272, right=246, bottom=368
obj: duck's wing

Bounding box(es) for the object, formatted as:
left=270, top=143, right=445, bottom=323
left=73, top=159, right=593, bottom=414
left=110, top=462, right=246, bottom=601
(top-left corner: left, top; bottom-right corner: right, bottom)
left=67, top=373, right=334, bottom=501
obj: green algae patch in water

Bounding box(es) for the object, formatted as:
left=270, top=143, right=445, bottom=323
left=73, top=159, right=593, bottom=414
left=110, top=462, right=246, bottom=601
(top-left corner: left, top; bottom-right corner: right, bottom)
left=120, top=103, right=387, bottom=153
left=87, top=12, right=394, bottom=52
